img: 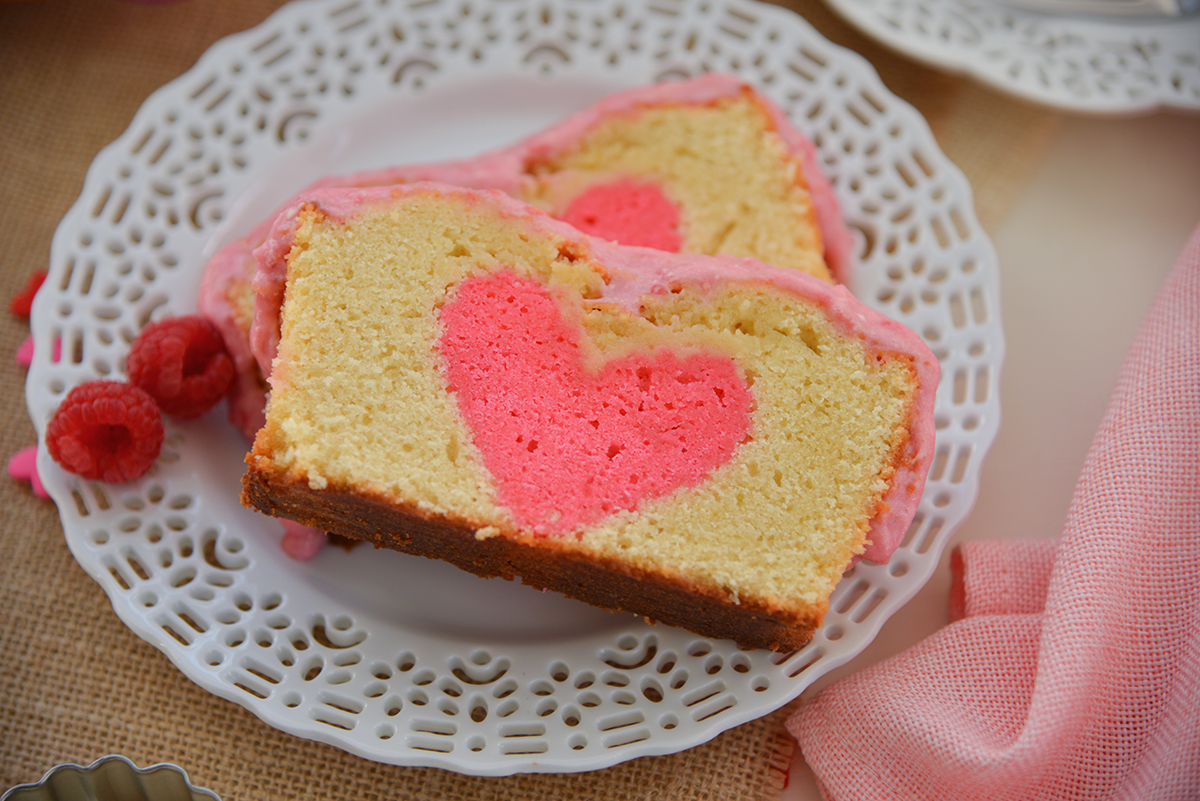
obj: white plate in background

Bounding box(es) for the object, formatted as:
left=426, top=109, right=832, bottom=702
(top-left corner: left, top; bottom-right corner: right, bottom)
left=822, top=0, right=1200, bottom=113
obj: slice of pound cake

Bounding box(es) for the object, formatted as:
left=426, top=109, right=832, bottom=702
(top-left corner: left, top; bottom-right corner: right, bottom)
left=240, top=183, right=936, bottom=651
left=201, top=73, right=852, bottom=440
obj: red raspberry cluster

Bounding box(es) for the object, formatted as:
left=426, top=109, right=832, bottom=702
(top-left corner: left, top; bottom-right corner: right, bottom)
left=45, top=316, right=234, bottom=483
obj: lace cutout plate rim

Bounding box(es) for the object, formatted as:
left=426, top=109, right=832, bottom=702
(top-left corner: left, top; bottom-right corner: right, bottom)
left=25, top=0, right=1003, bottom=776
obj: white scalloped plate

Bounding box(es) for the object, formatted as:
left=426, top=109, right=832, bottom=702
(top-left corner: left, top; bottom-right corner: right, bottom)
left=822, top=0, right=1200, bottom=113
left=27, top=0, right=1002, bottom=776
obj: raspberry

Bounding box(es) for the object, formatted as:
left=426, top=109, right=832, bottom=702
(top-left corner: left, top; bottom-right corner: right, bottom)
left=45, top=380, right=164, bottom=483
left=10, top=269, right=47, bottom=318
left=127, top=315, right=235, bottom=418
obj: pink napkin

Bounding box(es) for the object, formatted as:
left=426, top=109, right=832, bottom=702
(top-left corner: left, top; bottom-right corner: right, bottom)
left=788, top=221, right=1200, bottom=800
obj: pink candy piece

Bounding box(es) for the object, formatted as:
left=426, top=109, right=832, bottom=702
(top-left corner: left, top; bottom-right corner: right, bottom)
left=280, top=519, right=328, bottom=560
left=15, top=334, right=62, bottom=368
left=15, top=336, right=33, bottom=367
left=438, top=270, right=753, bottom=535
left=560, top=180, right=683, bottom=252
left=7, top=446, right=49, bottom=499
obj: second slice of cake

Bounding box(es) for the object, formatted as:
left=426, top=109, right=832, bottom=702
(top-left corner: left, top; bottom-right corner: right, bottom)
left=241, top=182, right=938, bottom=651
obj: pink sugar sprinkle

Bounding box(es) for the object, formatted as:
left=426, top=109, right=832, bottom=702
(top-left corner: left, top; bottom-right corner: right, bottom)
left=15, top=334, right=62, bottom=368
left=15, top=336, right=33, bottom=367
left=7, top=446, right=50, bottom=499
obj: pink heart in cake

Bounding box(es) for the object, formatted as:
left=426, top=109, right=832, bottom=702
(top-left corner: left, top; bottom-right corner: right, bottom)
left=438, top=270, right=753, bottom=535
left=560, top=179, right=683, bottom=252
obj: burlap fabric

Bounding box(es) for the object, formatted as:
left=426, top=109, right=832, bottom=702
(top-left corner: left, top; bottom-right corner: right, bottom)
left=0, top=1, right=1061, bottom=798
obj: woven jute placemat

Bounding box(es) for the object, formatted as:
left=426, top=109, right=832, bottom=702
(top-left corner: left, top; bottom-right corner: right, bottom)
left=0, top=1, right=1060, bottom=798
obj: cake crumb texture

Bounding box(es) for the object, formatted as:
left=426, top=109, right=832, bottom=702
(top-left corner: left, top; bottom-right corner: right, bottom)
left=524, top=96, right=829, bottom=280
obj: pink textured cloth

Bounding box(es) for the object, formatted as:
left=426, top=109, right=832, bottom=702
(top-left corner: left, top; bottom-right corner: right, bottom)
left=788, top=221, right=1200, bottom=801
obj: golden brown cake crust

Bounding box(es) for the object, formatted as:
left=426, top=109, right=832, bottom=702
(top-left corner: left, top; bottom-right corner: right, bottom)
left=241, top=467, right=822, bottom=652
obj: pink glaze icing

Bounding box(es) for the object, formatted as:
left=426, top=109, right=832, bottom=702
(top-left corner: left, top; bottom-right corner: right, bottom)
left=197, top=239, right=270, bottom=441
left=253, top=182, right=939, bottom=563
left=438, top=270, right=752, bottom=535
left=560, top=180, right=682, bottom=252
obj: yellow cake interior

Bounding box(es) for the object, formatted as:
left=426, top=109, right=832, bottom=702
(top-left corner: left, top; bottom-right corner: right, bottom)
left=521, top=94, right=832, bottom=282
left=253, top=190, right=915, bottom=619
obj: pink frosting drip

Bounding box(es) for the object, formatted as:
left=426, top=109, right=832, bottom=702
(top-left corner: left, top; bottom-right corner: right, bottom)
left=197, top=238, right=268, bottom=441
left=437, top=270, right=752, bottom=535
left=279, top=519, right=328, bottom=560
left=560, top=180, right=682, bottom=252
